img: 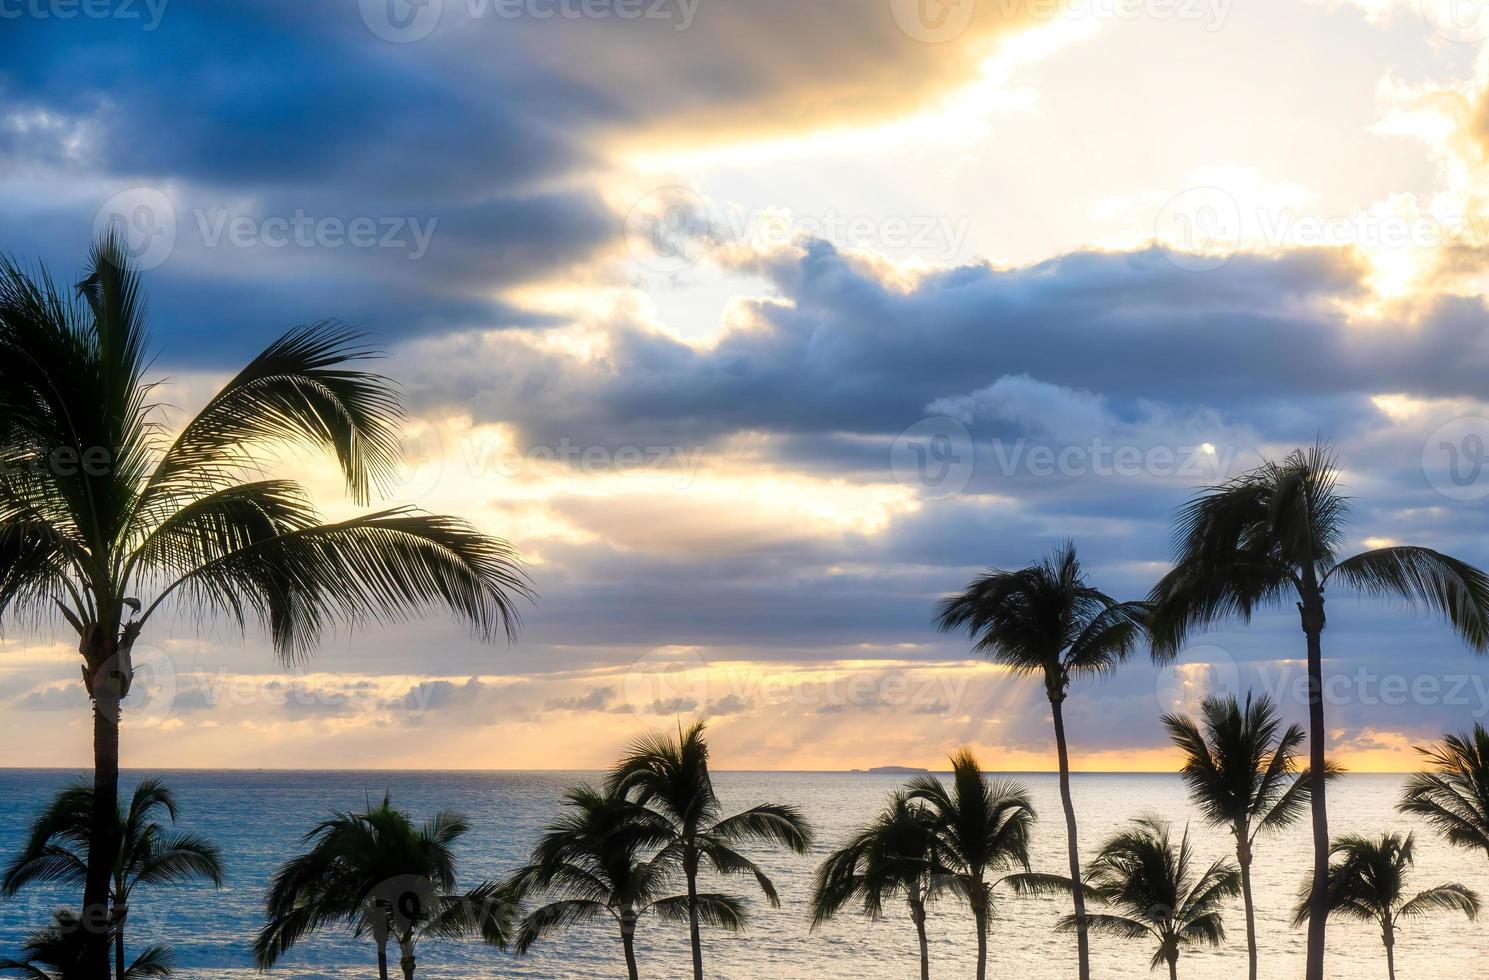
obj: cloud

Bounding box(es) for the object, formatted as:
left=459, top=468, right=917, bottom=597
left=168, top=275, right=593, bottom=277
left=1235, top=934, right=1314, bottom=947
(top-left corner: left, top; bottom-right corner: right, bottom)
left=544, top=685, right=619, bottom=711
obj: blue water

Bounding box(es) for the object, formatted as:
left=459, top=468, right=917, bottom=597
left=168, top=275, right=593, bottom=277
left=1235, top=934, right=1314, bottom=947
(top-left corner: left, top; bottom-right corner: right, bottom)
left=0, top=770, right=1482, bottom=978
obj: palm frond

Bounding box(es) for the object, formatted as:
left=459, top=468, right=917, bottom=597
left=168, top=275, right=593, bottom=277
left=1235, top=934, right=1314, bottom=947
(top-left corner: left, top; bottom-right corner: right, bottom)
left=1326, top=547, right=1489, bottom=652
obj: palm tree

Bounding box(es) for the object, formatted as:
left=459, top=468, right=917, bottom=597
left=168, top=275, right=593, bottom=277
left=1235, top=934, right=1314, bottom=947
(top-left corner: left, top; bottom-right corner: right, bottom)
left=905, top=750, right=1074, bottom=980
left=810, top=791, right=943, bottom=980
left=508, top=784, right=742, bottom=980
left=935, top=542, right=1147, bottom=980
left=1292, top=833, right=1478, bottom=980
left=1398, top=724, right=1489, bottom=859
left=1162, top=692, right=1331, bottom=980
left=0, top=235, right=528, bottom=973
left=606, top=720, right=814, bottom=980
left=0, top=911, right=173, bottom=980
left=253, top=796, right=514, bottom=979
left=1062, top=817, right=1238, bottom=980
left=1147, top=444, right=1489, bottom=980
left=2, top=778, right=222, bottom=980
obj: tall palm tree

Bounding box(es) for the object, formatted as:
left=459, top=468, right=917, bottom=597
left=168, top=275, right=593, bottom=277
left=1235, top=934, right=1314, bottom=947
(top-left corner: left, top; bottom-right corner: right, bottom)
left=810, top=791, right=943, bottom=980
left=0, top=235, right=528, bottom=974
left=1398, top=724, right=1489, bottom=859
left=1162, top=692, right=1331, bottom=980
left=606, top=721, right=814, bottom=980
left=1292, top=833, right=1478, bottom=980
left=1062, top=817, right=1238, bottom=980
left=905, top=750, right=1075, bottom=980
left=253, top=796, right=514, bottom=980
left=1147, top=444, right=1489, bottom=980
left=2, top=778, right=222, bottom=980
left=508, top=784, right=743, bottom=980
left=0, top=911, right=173, bottom=980
left=935, top=542, right=1147, bottom=980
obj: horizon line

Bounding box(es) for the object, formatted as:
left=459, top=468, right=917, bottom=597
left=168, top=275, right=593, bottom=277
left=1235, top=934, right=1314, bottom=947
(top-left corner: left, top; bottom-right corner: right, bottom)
left=0, top=765, right=1415, bottom=775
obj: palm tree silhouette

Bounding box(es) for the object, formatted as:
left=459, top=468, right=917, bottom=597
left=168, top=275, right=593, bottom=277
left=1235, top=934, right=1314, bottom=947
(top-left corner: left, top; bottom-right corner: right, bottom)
left=1062, top=816, right=1238, bottom=980
left=810, top=791, right=943, bottom=980
left=2, top=777, right=222, bottom=980
left=1398, top=724, right=1489, bottom=859
left=253, top=796, right=513, bottom=979
left=509, top=784, right=742, bottom=979
left=0, top=910, right=174, bottom=979
left=936, top=542, right=1147, bottom=980
left=606, top=721, right=814, bottom=980
left=905, top=750, right=1075, bottom=980
left=1162, top=693, right=1333, bottom=980
left=0, top=236, right=529, bottom=973
left=1292, top=832, right=1479, bottom=980
left=1147, top=444, right=1489, bottom=980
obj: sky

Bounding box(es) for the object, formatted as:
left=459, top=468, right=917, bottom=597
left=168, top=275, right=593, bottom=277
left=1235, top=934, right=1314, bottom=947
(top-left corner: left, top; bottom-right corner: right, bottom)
left=4, top=0, right=1489, bottom=772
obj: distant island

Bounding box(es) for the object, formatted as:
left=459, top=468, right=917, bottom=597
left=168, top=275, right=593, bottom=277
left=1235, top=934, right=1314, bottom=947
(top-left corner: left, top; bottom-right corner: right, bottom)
left=850, top=765, right=931, bottom=774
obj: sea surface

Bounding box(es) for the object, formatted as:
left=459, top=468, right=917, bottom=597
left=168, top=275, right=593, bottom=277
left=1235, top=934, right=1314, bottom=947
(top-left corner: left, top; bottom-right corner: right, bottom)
left=0, top=770, right=1482, bottom=979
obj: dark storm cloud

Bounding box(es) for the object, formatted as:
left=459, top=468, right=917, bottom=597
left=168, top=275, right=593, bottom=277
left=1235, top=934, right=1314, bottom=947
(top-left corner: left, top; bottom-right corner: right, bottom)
left=408, top=241, right=1489, bottom=454
left=0, top=0, right=1039, bottom=359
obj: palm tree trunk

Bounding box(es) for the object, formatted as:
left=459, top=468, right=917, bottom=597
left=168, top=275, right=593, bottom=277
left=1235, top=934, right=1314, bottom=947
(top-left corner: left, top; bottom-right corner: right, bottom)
left=1050, top=695, right=1090, bottom=980
left=972, top=902, right=988, bottom=980
left=1235, top=826, right=1257, bottom=980
left=621, top=908, right=640, bottom=980
left=685, top=850, right=703, bottom=980
left=1300, top=593, right=1329, bottom=980
left=114, top=904, right=128, bottom=980
left=84, top=666, right=122, bottom=980
left=398, top=936, right=416, bottom=980
left=1167, top=953, right=1179, bottom=980
left=910, top=895, right=929, bottom=980
left=622, top=930, right=640, bottom=980
left=1382, top=918, right=1396, bottom=980
left=376, top=936, right=390, bottom=980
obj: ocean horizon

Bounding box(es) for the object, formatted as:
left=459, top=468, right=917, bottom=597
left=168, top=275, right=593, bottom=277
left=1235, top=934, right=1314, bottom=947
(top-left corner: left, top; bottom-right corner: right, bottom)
left=3, top=769, right=1480, bottom=979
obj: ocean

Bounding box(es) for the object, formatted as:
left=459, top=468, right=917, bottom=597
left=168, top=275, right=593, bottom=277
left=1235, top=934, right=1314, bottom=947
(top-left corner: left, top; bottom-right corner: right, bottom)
left=0, top=770, right=1481, bottom=979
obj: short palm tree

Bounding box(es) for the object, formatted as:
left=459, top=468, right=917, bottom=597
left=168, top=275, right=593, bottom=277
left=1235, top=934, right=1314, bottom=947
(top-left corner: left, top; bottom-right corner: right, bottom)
left=0, top=236, right=528, bottom=973
left=935, top=542, right=1147, bottom=980
left=1147, top=444, right=1489, bottom=980
left=1398, top=724, right=1489, bottom=859
left=1162, top=692, right=1330, bottom=980
left=810, top=791, right=943, bottom=980
left=508, top=784, right=741, bottom=980
left=1063, top=817, right=1239, bottom=980
left=0, top=910, right=173, bottom=979
left=1292, top=833, right=1478, bottom=980
left=905, top=750, right=1074, bottom=980
left=253, top=796, right=514, bottom=979
left=2, top=777, right=222, bottom=980
left=606, top=721, right=814, bottom=980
